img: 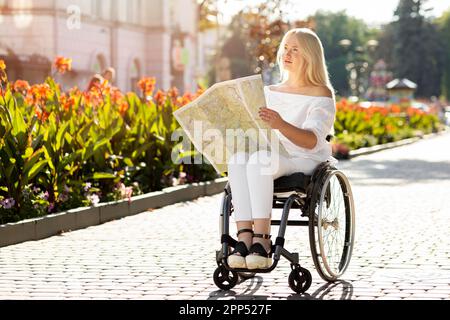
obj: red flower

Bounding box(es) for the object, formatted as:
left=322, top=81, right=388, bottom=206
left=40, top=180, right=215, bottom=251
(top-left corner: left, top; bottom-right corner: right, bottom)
left=60, top=93, right=75, bottom=112
left=153, top=90, right=166, bottom=106
left=13, top=80, right=30, bottom=94
left=390, top=104, right=401, bottom=114
left=167, top=87, right=179, bottom=99
left=110, top=87, right=125, bottom=105
left=34, top=106, right=50, bottom=122
left=54, top=56, right=72, bottom=74
left=176, top=92, right=194, bottom=108
left=118, top=101, right=129, bottom=115
left=26, top=84, right=52, bottom=106
left=137, top=77, right=156, bottom=99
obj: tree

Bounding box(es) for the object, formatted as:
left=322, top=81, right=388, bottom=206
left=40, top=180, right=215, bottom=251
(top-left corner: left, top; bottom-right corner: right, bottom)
left=198, top=0, right=219, bottom=32
left=436, top=9, right=450, bottom=100
left=212, top=1, right=292, bottom=83
left=389, top=0, right=445, bottom=98
left=313, top=11, right=380, bottom=96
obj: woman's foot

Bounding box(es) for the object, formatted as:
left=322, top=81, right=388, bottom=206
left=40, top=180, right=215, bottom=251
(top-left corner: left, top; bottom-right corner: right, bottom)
left=227, top=229, right=253, bottom=269
left=246, top=234, right=272, bottom=270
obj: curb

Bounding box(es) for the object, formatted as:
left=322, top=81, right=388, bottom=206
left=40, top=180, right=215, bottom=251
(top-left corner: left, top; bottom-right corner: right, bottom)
left=0, top=178, right=228, bottom=248
left=348, top=137, right=421, bottom=158
left=348, top=130, right=448, bottom=159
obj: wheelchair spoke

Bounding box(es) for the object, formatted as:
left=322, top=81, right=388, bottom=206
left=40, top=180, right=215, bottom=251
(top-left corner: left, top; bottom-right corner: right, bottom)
left=314, top=171, right=354, bottom=279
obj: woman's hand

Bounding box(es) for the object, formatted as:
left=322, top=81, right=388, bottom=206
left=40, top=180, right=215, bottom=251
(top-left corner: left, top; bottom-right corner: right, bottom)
left=259, top=107, right=286, bottom=130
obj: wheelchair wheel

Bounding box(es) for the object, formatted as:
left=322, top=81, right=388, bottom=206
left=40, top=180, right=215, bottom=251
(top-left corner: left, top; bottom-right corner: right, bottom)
left=214, top=265, right=239, bottom=291
left=309, top=170, right=355, bottom=282
left=288, top=266, right=312, bottom=294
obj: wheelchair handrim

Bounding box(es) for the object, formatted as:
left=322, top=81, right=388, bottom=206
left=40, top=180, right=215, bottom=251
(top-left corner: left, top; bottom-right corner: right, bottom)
left=315, top=170, right=355, bottom=280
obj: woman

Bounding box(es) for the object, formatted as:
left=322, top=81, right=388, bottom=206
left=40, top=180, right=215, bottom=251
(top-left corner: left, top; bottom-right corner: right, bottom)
left=227, top=28, right=337, bottom=270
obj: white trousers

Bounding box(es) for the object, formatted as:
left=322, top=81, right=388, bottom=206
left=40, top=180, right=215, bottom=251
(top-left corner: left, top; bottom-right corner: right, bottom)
left=228, top=151, right=321, bottom=222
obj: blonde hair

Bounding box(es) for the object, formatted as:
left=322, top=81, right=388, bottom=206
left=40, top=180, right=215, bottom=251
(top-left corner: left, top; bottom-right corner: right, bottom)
left=277, top=28, right=335, bottom=97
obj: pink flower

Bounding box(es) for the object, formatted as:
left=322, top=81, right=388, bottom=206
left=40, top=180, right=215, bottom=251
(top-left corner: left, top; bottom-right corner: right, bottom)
left=88, top=194, right=100, bottom=206
left=1, top=198, right=15, bottom=209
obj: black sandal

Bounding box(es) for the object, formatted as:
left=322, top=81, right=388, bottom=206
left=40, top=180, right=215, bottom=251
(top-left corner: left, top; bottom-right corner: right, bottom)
left=228, top=229, right=254, bottom=269
left=230, top=229, right=254, bottom=257
left=246, top=234, right=273, bottom=270
left=249, top=233, right=272, bottom=257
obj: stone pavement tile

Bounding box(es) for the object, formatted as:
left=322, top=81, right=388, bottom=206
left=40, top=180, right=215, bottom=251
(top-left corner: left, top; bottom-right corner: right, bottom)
left=353, top=296, right=378, bottom=300
left=429, top=286, right=450, bottom=291
left=405, top=297, right=446, bottom=300
left=165, top=295, right=194, bottom=300
left=382, top=293, right=412, bottom=299
left=399, top=285, right=435, bottom=290
left=374, top=296, right=401, bottom=300
left=398, top=289, right=428, bottom=295
left=409, top=293, right=450, bottom=299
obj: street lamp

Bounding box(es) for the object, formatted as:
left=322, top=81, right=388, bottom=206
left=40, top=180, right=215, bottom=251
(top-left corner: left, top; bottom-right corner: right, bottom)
left=339, top=39, right=379, bottom=99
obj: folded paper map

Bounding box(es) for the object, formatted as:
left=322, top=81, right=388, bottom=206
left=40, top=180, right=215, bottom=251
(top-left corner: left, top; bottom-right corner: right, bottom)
left=174, top=75, right=287, bottom=173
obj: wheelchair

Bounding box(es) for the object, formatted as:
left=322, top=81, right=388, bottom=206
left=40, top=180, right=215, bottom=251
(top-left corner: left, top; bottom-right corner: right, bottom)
left=213, top=149, right=356, bottom=294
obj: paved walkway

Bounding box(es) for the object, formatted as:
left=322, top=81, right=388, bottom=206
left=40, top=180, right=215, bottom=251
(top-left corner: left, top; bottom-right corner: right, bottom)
left=1, top=133, right=450, bottom=300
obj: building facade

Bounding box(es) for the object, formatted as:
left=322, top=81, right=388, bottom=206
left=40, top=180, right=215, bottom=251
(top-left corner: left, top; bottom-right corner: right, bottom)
left=0, top=0, right=201, bottom=93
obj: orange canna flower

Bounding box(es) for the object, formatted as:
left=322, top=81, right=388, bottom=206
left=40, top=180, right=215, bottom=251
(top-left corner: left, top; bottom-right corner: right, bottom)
left=34, top=106, right=50, bottom=122
left=118, top=101, right=129, bottom=115
left=110, top=87, right=125, bottom=105
left=83, top=88, right=103, bottom=108
left=26, top=84, right=52, bottom=106
left=385, top=124, right=394, bottom=133
left=13, top=80, right=30, bottom=94
left=179, top=92, right=194, bottom=107
left=0, top=59, right=5, bottom=71
left=54, top=56, right=72, bottom=74
left=390, top=104, right=401, bottom=114
left=138, top=77, right=156, bottom=99
left=60, top=93, right=75, bottom=112
left=167, top=87, right=179, bottom=99
left=153, top=90, right=166, bottom=106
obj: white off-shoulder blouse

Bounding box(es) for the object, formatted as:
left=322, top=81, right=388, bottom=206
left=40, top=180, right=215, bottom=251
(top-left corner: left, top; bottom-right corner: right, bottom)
left=264, top=85, right=337, bottom=163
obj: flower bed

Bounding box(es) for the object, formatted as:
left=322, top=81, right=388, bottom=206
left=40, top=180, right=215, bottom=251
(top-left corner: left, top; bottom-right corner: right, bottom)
left=0, top=58, right=217, bottom=224
left=332, top=99, right=443, bottom=159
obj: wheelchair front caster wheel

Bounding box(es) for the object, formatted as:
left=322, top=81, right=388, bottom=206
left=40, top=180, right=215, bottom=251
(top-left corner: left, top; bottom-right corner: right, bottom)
left=288, top=267, right=312, bottom=294
left=214, top=266, right=239, bottom=291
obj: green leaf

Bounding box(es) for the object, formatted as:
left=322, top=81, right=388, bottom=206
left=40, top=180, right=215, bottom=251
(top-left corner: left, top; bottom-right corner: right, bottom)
left=56, top=121, right=70, bottom=151
left=123, top=157, right=134, bottom=167
left=23, top=149, right=44, bottom=175
left=93, top=138, right=110, bottom=152
left=11, top=103, right=26, bottom=136
left=43, top=145, right=56, bottom=172
left=27, top=160, right=48, bottom=182
left=64, top=132, right=73, bottom=144
left=23, top=147, right=34, bottom=159
left=92, top=172, right=116, bottom=180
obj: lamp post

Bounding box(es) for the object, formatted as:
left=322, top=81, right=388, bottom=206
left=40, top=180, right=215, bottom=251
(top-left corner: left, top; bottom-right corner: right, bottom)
left=339, top=39, right=379, bottom=99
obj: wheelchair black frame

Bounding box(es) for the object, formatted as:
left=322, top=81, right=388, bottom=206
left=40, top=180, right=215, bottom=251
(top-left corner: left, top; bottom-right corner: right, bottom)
left=218, top=161, right=335, bottom=275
